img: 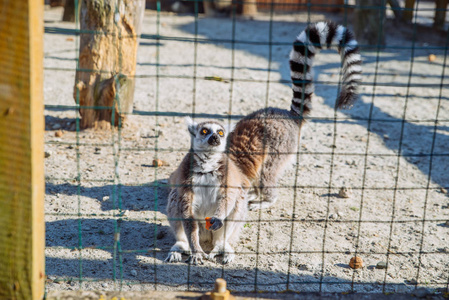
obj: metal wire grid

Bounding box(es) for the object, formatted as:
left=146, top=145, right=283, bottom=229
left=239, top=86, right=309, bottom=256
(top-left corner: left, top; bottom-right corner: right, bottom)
left=43, top=0, right=449, bottom=295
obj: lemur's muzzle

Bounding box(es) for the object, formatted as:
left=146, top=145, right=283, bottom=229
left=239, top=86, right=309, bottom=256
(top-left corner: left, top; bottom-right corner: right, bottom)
left=208, top=134, right=220, bottom=146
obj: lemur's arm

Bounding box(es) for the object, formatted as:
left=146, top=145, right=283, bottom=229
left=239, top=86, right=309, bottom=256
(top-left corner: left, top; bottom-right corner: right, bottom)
left=209, top=185, right=240, bottom=231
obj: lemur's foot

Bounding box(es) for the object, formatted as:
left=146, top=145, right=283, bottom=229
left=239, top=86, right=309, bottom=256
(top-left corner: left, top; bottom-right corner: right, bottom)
left=222, top=252, right=235, bottom=264
left=165, top=241, right=190, bottom=263
left=165, top=251, right=182, bottom=263
left=185, top=252, right=207, bottom=265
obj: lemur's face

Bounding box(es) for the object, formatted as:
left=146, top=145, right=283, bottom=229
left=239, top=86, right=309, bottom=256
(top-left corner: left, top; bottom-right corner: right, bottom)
left=185, top=118, right=227, bottom=153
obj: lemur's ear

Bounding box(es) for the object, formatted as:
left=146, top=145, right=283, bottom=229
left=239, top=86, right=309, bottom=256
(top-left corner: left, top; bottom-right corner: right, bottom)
left=223, top=121, right=236, bottom=133
left=184, top=116, right=198, bottom=136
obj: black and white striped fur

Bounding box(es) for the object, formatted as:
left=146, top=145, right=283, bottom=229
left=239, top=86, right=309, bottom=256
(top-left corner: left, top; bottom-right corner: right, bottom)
left=289, top=21, right=362, bottom=115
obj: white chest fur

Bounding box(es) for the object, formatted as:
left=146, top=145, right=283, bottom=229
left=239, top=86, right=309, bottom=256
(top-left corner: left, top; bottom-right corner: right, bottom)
left=192, top=172, right=221, bottom=219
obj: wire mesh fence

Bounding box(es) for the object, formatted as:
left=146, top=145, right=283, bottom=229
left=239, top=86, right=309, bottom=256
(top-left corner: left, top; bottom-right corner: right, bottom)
left=43, top=0, right=448, bottom=296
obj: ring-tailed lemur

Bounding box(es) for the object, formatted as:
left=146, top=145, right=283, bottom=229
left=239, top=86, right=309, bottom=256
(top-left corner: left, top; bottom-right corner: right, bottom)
left=165, top=118, right=250, bottom=264
left=228, top=21, right=362, bottom=211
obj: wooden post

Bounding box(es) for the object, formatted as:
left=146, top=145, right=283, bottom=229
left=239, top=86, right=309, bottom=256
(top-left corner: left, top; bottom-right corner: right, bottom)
left=387, top=0, right=403, bottom=20
left=0, top=1, right=45, bottom=300
left=74, top=0, right=145, bottom=129
left=354, top=0, right=386, bottom=48
left=241, top=0, right=258, bottom=16
left=434, top=0, right=448, bottom=29
left=63, top=0, right=78, bottom=22
left=403, top=0, right=415, bottom=22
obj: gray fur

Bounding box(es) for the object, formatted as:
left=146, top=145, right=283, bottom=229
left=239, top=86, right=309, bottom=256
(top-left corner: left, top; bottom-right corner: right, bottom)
left=165, top=120, right=249, bottom=264
left=228, top=22, right=361, bottom=210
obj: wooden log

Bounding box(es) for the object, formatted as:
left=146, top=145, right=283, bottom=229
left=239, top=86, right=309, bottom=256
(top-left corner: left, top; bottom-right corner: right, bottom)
left=354, top=0, right=386, bottom=47
left=74, top=0, right=144, bottom=129
left=434, top=0, right=448, bottom=29
left=0, top=1, right=45, bottom=299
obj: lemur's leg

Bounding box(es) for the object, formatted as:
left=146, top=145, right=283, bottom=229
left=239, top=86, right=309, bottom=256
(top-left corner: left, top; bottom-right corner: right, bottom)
left=175, top=191, right=207, bottom=265
left=165, top=189, right=206, bottom=264
left=209, top=191, right=247, bottom=264
left=165, top=220, right=190, bottom=263
left=209, top=236, right=236, bottom=264
left=183, top=215, right=207, bottom=264
left=249, top=154, right=294, bottom=211
left=247, top=186, right=261, bottom=202
left=165, top=190, right=190, bottom=263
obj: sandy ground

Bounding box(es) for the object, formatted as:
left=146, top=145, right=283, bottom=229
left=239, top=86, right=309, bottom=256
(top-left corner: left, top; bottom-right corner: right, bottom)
left=43, top=5, right=449, bottom=296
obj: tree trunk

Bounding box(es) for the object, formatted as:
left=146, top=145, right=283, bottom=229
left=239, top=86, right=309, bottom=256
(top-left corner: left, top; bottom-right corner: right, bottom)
left=354, top=0, right=386, bottom=48
left=74, top=0, right=144, bottom=129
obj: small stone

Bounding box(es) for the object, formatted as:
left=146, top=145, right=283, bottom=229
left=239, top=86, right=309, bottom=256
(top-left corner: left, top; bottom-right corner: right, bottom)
left=55, top=129, right=64, bottom=137
left=414, top=287, right=432, bottom=298
left=376, top=261, right=387, bottom=269
left=153, top=159, right=169, bottom=167
left=339, top=187, right=353, bottom=198
left=156, top=230, right=166, bottom=240
left=52, top=123, right=61, bottom=130
left=428, top=54, right=436, bottom=62
left=298, top=264, right=309, bottom=271
left=130, top=269, right=137, bottom=277
left=94, top=147, right=101, bottom=154
left=445, top=220, right=449, bottom=226
left=102, top=196, right=109, bottom=202
left=349, top=256, right=363, bottom=269
left=440, top=187, right=447, bottom=194
left=345, top=160, right=356, bottom=166
left=44, top=151, right=51, bottom=158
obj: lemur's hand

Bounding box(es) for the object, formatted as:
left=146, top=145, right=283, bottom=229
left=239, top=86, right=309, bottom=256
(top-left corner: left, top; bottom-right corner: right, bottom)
left=209, top=217, right=224, bottom=231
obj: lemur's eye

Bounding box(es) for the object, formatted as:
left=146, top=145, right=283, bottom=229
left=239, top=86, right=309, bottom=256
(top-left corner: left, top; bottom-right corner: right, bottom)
left=217, top=130, right=224, bottom=137
left=201, top=128, right=208, bottom=135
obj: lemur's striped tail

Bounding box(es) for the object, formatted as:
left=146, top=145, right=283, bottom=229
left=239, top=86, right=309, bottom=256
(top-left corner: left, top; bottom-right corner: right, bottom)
left=289, top=21, right=362, bottom=115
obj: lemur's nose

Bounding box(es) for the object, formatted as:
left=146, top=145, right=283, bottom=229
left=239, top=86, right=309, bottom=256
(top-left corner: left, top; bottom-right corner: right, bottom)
left=208, top=133, right=220, bottom=146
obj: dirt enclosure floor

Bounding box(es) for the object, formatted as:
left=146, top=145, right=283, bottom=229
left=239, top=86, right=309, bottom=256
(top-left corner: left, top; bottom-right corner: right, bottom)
left=43, top=5, right=449, bottom=296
